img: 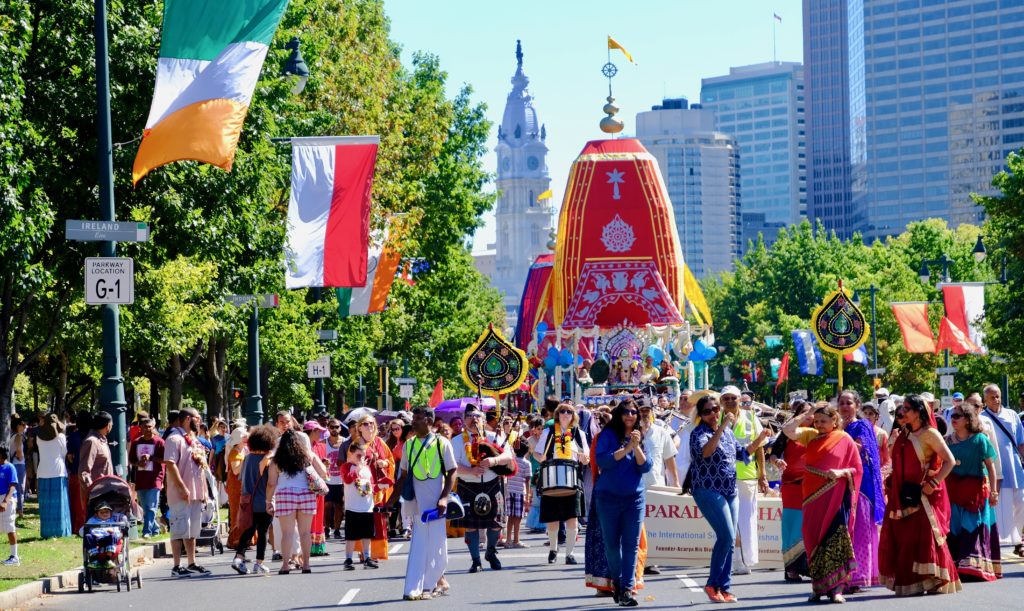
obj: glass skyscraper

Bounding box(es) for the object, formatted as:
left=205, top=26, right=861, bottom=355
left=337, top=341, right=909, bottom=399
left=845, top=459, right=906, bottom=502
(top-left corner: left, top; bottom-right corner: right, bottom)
left=636, top=99, right=741, bottom=278
left=806, top=0, right=1024, bottom=241
left=701, top=62, right=807, bottom=252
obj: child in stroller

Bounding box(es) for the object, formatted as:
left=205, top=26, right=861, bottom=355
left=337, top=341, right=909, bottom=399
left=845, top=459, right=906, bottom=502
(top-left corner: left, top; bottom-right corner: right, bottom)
left=82, top=502, right=125, bottom=569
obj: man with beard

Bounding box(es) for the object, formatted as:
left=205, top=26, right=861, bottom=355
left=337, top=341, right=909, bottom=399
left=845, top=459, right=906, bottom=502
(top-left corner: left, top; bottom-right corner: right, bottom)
left=162, top=408, right=210, bottom=577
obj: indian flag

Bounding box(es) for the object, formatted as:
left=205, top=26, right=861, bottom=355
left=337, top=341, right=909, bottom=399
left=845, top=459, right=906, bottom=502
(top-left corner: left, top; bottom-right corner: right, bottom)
left=133, top=0, right=291, bottom=184
left=335, top=244, right=400, bottom=317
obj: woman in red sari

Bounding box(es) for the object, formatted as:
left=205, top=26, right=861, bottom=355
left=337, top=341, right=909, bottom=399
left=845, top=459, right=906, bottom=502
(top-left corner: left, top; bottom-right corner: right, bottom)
left=879, top=394, right=962, bottom=596
left=771, top=400, right=811, bottom=582
left=783, top=404, right=863, bottom=604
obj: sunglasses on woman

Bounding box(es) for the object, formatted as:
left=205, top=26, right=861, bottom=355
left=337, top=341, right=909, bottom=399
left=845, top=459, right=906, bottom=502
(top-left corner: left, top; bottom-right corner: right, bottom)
left=557, top=410, right=573, bottom=415
left=700, top=406, right=721, bottom=416
left=950, top=412, right=965, bottom=420
left=621, top=409, right=638, bottom=415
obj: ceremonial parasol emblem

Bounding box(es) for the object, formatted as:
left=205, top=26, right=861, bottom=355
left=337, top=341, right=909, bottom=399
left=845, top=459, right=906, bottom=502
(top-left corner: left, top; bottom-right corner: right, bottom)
left=460, top=324, right=529, bottom=397
left=810, top=280, right=870, bottom=390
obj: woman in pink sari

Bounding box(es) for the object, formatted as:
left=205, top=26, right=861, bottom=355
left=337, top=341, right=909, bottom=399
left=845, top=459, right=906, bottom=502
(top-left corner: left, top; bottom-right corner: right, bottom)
left=784, top=404, right=863, bottom=604
left=879, top=394, right=962, bottom=596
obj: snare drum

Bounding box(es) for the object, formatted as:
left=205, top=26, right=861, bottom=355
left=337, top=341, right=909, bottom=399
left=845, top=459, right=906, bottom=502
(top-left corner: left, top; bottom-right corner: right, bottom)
left=539, top=459, right=580, bottom=497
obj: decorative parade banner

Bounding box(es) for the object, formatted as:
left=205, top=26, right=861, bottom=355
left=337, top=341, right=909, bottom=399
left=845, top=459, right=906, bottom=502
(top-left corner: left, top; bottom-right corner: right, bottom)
left=643, top=487, right=783, bottom=568
left=460, top=324, right=529, bottom=398
left=810, top=280, right=869, bottom=390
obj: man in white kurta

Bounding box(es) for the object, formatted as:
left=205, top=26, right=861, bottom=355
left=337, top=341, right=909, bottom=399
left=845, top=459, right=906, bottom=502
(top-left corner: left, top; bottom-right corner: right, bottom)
left=392, top=407, right=457, bottom=600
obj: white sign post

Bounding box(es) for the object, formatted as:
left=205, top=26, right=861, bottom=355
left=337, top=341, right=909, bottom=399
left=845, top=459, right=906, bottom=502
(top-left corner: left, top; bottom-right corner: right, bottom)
left=85, top=257, right=134, bottom=305
left=399, top=385, right=414, bottom=399
left=307, top=356, right=331, bottom=379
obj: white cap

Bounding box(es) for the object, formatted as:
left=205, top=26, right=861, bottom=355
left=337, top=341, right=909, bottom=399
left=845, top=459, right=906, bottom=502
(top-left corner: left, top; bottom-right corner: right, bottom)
left=874, top=387, right=889, bottom=397
left=720, top=385, right=742, bottom=398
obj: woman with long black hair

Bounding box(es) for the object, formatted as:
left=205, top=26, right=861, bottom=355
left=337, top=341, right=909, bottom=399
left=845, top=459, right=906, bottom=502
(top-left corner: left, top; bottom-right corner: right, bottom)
left=593, top=399, right=651, bottom=607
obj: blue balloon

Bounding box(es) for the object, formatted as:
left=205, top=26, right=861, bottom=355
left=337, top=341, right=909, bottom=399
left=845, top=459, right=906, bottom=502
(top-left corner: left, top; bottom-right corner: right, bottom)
left=543, top=355, right=557, bottom=369
left=547, top=347, right=558, bottom=359
left=537, top=321, right=548, bottom=334
left=647, top=345, right=664, bottom=366
left=700, top=344, right=718, bottom=361
left=689, top=340, right=712, bottom=362
left=576, top=354, right=584, bottom=366
left=558, top=349, right=573, bottom=367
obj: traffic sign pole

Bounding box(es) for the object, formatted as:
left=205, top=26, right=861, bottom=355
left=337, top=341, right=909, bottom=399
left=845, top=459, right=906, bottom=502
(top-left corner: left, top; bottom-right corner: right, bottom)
left=94, top=0, right=127, bottom=474
left=246, top=303, right=264, bottom=426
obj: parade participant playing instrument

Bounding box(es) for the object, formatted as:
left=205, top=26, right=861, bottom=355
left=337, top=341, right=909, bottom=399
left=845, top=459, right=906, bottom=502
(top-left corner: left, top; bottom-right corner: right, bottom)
left=533, top=403, right=589, bottom=565
left=390, top=407, right=457, bottom=600
left=451, top=403, right=514, bottom=572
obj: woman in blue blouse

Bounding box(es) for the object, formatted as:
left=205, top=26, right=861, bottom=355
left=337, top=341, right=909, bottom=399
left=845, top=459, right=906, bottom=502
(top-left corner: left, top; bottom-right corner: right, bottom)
left=689, top=394, right=770, bottom=603
left=594, top=399, right=652, bottom=607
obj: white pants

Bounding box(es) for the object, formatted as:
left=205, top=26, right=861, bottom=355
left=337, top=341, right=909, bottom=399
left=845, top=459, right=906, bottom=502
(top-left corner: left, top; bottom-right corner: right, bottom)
left=734, top=480, right=759, bottom=567
left=996, top=486, right=1024, bottom=545
left=403, top=504, right=448, bottom=597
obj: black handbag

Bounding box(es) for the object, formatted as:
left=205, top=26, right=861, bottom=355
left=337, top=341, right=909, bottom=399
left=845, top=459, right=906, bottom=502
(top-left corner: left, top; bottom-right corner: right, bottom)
left=898, top=438, right=923, bottom=508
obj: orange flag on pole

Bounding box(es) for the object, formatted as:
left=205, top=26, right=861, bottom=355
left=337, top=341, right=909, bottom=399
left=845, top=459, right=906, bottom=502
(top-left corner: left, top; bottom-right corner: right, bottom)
left=428, top=378, right=444, bottom=408
left=890, top=302, right=937, bottom=353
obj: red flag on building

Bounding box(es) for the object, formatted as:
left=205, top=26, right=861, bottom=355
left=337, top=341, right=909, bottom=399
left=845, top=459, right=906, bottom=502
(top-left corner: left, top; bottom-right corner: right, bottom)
left=891, top=303, right=937, bottom=353
left=775, top=352, right=790, bottom=392
left=935, top=317, right=981, bottom=356
left=428, top=378, right=444, bottom=408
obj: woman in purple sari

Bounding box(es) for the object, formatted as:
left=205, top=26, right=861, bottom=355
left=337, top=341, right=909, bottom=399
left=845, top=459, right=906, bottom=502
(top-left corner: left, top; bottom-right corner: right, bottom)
left=837, top=390, right=884, bottom=592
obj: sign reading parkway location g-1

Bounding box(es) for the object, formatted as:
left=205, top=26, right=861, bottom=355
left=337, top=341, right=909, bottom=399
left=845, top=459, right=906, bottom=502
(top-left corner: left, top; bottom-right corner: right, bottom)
left=85, top=257, right=135, bottom=305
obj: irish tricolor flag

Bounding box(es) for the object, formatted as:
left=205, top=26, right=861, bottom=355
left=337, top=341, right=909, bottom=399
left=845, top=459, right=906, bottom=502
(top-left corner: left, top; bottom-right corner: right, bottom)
left=133, top=0, right=291, bottom=184
left=285, top=136, right=380, bottom=288
left=335, top=244, right=401, bottom=317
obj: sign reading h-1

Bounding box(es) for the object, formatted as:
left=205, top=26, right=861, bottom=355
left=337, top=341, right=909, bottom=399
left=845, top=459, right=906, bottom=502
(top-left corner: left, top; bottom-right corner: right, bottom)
left=67, top=220, right=149, bottom=242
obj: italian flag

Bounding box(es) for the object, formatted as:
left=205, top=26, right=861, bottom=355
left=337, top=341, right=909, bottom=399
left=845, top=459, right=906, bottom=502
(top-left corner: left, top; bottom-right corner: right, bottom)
left=335, top=244, right=401, bottom=317
left=285, top=136, right=380, bottom=288
left=133, top=0, right=291, bottom=184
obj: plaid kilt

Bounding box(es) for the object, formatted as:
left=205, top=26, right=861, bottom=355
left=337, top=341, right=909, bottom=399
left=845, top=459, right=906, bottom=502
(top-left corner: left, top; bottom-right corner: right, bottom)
left=274, top=489, right=317, bottom=515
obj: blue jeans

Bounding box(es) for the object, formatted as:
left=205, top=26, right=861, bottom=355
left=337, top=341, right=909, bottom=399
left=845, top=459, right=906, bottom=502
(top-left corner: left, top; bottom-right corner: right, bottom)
left=137, top=488, right=160, bottom=536
left=13, top=463, right=25, bottom=514
left=692, top=487, right=739, bottom=591
left=595, top=490, right=644, bottom=592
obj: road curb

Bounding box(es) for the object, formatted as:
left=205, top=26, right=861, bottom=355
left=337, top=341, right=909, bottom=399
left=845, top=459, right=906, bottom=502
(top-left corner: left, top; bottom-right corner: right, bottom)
left=0, top=539, right=169, bottom=610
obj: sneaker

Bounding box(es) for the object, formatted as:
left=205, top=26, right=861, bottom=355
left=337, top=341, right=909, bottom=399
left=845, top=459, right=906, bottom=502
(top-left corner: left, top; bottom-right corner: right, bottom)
left=343, top=558, right=355, bottom=571
left=548, top=550, right=557, bottom=564
left=732, top=564, right=751, bottom=576
left=720, top=591, right=739, bottom=603
left=187, top=563, right=211, bottom=576
left=272, top=552, right=283, bottom=561
left=364, top=558, right=379, bottom=569
left=643, top=564, right=661, bottom=575
left=231, top=557, right=249, bottom=575
left=565, top=554, right=577, bottom=565
left=2, top=555, right=19, bottom=567
left=333, top=529, right=343, bottom=540
left=102, top=559, right=117, bottom=569
left=171, top=565, right=191, bottom=578
left=252, top=563, right=270, bottom=575
left=704, top=586, right=724, bottom=603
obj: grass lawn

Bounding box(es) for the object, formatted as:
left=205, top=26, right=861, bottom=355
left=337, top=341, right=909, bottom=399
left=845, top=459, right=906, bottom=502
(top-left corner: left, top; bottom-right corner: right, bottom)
left=0, top=499, right=169, bottom=593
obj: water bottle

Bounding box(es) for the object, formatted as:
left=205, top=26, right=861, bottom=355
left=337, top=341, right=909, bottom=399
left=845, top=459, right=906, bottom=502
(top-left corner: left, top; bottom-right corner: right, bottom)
left=420, top=507, right=444, bottom=523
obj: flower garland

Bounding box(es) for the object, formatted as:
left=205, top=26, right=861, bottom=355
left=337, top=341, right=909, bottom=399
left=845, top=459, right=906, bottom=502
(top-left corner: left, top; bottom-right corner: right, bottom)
left=462, top=430, right=481, bottom=466
left=554, top=424, right=574, bottom=461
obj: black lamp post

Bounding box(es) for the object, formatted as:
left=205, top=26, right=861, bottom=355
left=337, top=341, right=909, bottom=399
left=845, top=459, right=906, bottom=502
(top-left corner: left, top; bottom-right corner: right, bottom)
left=282, top=36, right=310, bottom=94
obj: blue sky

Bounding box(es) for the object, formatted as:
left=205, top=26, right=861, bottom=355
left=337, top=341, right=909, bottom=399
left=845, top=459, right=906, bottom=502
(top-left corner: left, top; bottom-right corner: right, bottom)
left=384, top=0, right=804, bottom=253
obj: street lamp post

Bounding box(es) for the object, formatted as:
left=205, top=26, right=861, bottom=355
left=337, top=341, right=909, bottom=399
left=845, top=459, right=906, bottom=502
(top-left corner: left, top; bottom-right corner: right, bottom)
left=919, top=255, right=956, bottom=400
left=94, top=0, right=128, bottom=473
left=246, top=303, right=264, bottom=425
left=852, top=284, right=881, bottom=381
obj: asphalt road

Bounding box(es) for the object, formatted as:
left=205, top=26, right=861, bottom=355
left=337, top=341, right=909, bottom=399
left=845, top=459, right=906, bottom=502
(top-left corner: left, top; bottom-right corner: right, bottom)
left=27, top=529, right=1024, bottom=611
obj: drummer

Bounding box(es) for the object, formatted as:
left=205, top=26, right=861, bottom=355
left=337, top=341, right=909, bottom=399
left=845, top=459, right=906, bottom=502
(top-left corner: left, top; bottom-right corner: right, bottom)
left=533, top=403, right=590, bottom=565
left=451, top=404, right=514, bottom=573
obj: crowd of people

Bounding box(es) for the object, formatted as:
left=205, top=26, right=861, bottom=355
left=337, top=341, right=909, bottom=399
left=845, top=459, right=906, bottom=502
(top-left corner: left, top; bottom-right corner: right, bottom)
left=1, top=381, right=1021, bottom=607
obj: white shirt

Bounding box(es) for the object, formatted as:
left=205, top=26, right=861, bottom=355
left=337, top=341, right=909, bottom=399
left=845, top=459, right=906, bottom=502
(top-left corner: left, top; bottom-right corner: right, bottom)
left=452, top=430, right=502, bottom=483
left=642, top=422, right=678, bottom=488
left=37, top=434, right=68, bottom=479
left=534, top=426, right=589, bottom=463
left=668, top=413, right=697, bottom=483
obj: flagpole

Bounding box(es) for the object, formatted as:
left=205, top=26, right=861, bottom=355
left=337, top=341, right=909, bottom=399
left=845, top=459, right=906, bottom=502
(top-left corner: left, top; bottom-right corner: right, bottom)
left=772, top=15, right=778, bottom=63
left=837, top=356, right=843, bottom=393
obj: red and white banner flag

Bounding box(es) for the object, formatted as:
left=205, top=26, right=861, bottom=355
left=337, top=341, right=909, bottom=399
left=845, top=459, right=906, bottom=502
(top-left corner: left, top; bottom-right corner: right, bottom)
left=936, top=317, right=982, bottom=355
left=940, top=283, right=986, bottom=354
left=285, top=136, right=379, bottom=288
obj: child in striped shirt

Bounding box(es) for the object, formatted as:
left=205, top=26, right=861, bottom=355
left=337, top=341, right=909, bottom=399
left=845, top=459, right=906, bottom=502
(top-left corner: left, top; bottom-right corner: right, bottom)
left=503, top=441, right=532, bottom=548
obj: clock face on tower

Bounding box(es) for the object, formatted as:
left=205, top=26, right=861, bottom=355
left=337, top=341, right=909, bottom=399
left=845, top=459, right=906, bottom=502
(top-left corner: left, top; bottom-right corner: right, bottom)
left=527, top=156, right=540, bottom=171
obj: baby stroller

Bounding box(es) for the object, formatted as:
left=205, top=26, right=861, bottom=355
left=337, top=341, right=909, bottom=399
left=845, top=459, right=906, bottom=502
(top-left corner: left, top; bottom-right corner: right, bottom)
left=79, top=475, right=143, bottom=592
left=197, top=468, right=225, bottom=556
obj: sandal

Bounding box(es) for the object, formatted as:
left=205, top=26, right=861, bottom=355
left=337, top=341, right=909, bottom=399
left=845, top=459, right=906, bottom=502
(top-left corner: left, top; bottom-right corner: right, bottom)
left=829, top=593, right=846, bottom=604
left=431, top=585, right=450, bottom=596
